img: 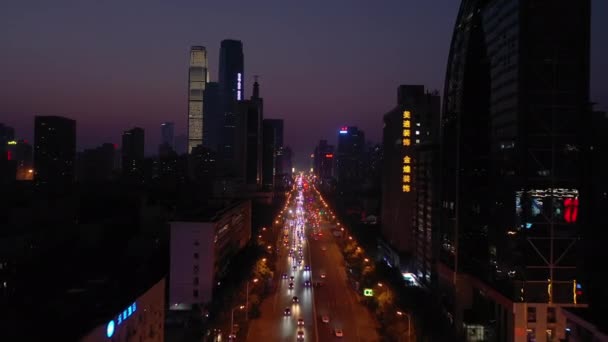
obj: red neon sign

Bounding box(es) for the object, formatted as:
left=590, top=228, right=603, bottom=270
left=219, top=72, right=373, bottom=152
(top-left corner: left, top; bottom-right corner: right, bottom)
left=564, top=198, right=578, bottom=223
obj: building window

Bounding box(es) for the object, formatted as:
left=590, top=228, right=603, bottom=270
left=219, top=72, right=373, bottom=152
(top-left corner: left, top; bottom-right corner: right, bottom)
left=193, top=253, right=199, bottom=259
left=194, top=277, right=199, bottom=285
left=193, top=290, right=198, bottom=297
left=547, top=307, right=556, bottom=323
left=527, top=307, right=536, bottom=323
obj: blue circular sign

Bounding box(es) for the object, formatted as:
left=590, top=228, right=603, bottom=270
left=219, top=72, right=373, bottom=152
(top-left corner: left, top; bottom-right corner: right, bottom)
left=106, top=320, right=115, bottom=338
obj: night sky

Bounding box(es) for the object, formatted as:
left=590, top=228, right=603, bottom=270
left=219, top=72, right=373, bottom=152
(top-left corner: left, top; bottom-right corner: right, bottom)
left=1, top=0, right=606, bottom=166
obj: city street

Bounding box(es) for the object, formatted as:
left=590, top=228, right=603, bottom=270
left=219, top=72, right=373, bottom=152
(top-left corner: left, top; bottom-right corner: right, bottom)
left=248, top=175, right=378, bottom=342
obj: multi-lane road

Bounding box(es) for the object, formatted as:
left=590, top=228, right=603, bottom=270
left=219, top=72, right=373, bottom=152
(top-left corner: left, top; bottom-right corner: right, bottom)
left=248, top=175, right=378, bottom=341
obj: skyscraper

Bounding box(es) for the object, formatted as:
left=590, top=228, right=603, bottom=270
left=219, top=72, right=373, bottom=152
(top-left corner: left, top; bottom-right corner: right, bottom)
left=202, top=82, right=222, bottom=151
left=336, top=126, right=365, bottom=188
left=219, top=39, right=244, bottom=163
left=161, top=122, right=175, bottom=148
left=122, top=127, right=145, bottom=182
left=439, top=1, right=591, bottom=340
left=379, top=85, right=439, bottom=274
left=262, top=120, right=276, bottom=190
left=188, top=46, right=208, bottom=153
left=314, top=140, right=335, bottom=179
left=34, top=116, right=76, bottom=184
left=234, top=79, right=263, bottom=188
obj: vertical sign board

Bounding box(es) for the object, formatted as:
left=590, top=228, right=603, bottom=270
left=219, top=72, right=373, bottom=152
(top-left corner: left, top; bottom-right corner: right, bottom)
left=402, top=111, right=412, bottom=193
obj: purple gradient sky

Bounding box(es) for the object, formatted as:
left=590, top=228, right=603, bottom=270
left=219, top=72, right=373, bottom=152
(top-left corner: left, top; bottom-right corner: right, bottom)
left=1, top=0, right=606, bottom=165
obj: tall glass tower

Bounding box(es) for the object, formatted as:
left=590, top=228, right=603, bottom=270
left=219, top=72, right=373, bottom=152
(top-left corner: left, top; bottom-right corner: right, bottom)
left=219, top=40, right=244, bottom=162
left=188, top=46, right=208, bottom=153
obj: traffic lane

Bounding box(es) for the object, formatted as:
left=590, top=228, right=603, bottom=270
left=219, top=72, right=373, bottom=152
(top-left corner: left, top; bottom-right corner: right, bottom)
left=309, top=229, right=359, bottom=341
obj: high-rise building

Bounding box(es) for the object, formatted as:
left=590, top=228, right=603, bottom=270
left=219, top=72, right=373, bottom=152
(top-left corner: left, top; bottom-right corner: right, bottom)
left=188, top=46, right=208, bottom=153
left=203, top=82, right=222, bottom=151
left=336, top=126, right=365, bottom=188
left=219, top=39, right=244, bottom=163
left=34, top=116, right=76, bottom=184
left=78, top=143, right=116, bottom=183
left=161, top=122, right=174, bottom=148
left=0, top=124, right=16, bottom=182
left=439, top=1, right=591, bottom=340
left=234, top=79, right=263, bottom=188
left=314, top=140, right=335, bottom=179
left=379, top=86, right=439, bottom=268
left=122, top=127, right=145, bottom=182
left=262, top=120, right=275, bottom=190
left=13, top=139, right=33, bottom=180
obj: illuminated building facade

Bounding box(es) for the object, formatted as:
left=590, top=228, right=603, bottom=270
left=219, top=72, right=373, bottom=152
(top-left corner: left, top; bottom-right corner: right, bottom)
left=169, top=200, right=251, bottom=307
left=439, top=0, right=591, bottom=340
left=188, top=46, right=208, bottom=153
left=34, top=115, right=76, bottom=184
left=380, top=85, right=439, bottom=265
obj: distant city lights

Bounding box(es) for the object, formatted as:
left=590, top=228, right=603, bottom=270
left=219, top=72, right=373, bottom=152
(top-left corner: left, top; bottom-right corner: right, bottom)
left=339, top=126, right=348, bottom=134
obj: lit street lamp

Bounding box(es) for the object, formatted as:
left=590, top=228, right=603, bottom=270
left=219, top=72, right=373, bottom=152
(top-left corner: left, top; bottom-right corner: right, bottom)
left=396, top=311, right=412, bottom=342
left=246, top=278, right=259, bottom=321
left=230, top=305, right=245, bottom=338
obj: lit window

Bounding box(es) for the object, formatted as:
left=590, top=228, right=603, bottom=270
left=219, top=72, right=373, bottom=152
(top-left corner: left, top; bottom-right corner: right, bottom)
left=415, top=130, right=420, bottom=135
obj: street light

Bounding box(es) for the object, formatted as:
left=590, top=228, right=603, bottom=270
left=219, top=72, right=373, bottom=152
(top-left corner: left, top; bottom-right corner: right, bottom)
left=230, top=305, right=245, bottom=338
left=396, top=311, right=412, bottom=342
left=246, top=279, right=259, bottom=321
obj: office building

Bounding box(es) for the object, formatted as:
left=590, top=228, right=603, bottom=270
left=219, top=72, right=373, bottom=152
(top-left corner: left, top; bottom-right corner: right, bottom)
left=314, top=140, right=335, bottom=179
left=161, top=122, right=174, bottom=148
left=12, top=139, right=34, bottom=180
left=169, top=200, right=251, bottom=307
left=34, top=116, right=76, bottom=184
left=187, top=46, right=208, bottom=153
left=203, top=82, right=222, bottom=151
left=262, top=120, right=276, bottom=190
left=78, top=143, right=116, bottom=182
left=336, top=126, right=365, bottom=188
left=234, top=79, right=263, bottom=188
left=219, top=39, right=244, bottom=163
left=122, top=127, right=144, bottom=182
left=379, top=85, right=439, bottom=270
left=80, top=278, right=165, bottom=342
left=439, top=1, right=591, bottom=340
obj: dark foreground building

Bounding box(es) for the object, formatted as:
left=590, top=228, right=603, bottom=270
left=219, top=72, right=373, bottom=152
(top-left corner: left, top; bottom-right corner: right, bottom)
left=439, top=1, right=591, bottom=341
left=34, top=115, right=76, bottom=184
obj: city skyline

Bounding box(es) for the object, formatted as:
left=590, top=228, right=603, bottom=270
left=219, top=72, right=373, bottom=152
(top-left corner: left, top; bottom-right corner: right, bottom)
left=1, top=0, right=607, bottom=166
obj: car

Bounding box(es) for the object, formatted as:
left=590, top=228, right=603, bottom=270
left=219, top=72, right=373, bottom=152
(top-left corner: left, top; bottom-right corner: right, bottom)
left=292, top=265, right=297, bottom=271
left=322, top=315, right=330, bottom=323
left=290, top=276, right=295, bottom=281
left=297, top=318, right=304, bottom=326
left=320, top=273, right=326, bottom=279
left=304, top=265, right=310, bottom=271
left=304, top=280, right=311, bottom=287
left=284, top=307, right=291, bottom=316
left=297, top=330, right=304, bottom=340
left=292, top=296, right=299, bottom=303
left=282, top=273, right=288, bottom=279
left=334, top=329, right=344, bottom=337
left=289, top=282, right=294, bottom=289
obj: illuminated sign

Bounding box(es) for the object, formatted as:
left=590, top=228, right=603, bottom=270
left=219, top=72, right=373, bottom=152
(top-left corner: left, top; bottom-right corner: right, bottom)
left=106, top=320, right=115, bottom=338
left=339, top=126, right=348, bottom=134
left=237, top=73, right=242, bottom=100
left=564, top=198, right=578, bottom=223
left=402, top=110, right=412, bottom=193
left=107, top=302, right=137, bottom=337
left=325, top=153, right=334, bottom=158
left=7, top=140, right=17, bottom=145
left=363, top=288, right=374, bottom=297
